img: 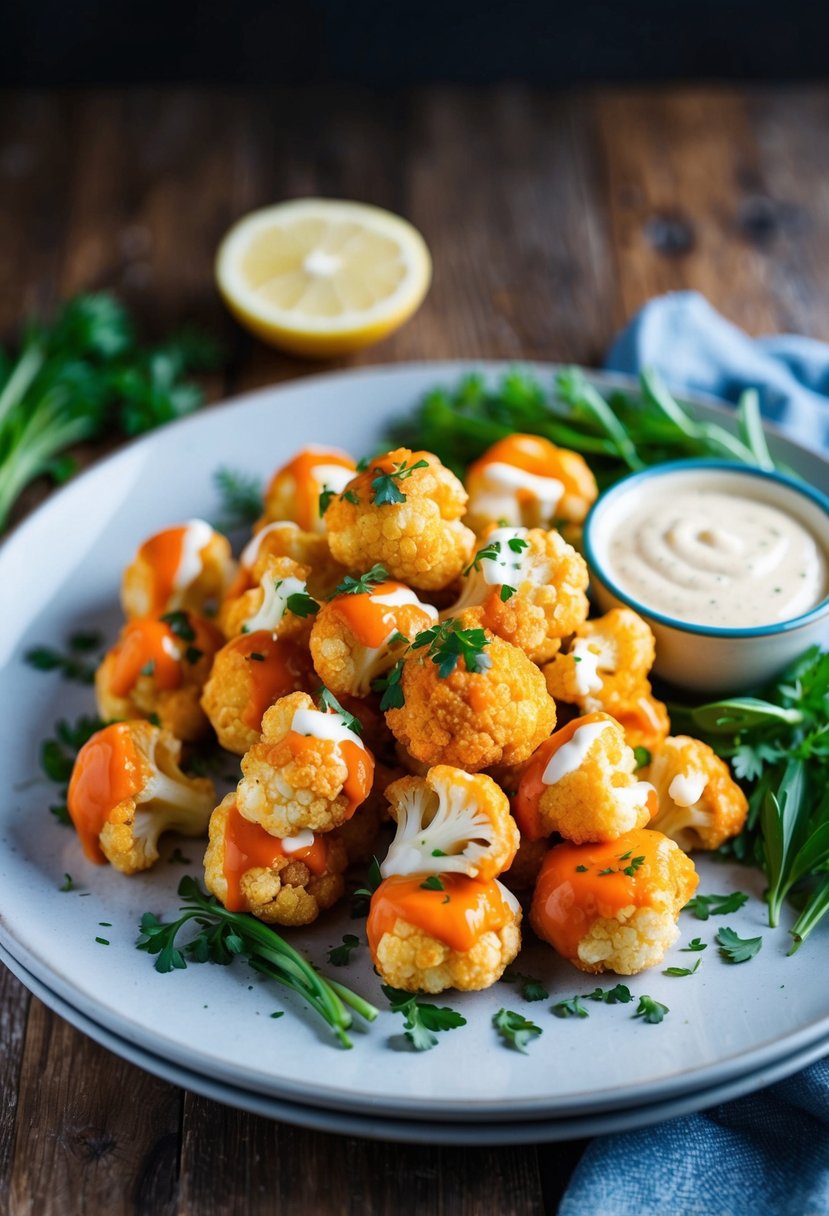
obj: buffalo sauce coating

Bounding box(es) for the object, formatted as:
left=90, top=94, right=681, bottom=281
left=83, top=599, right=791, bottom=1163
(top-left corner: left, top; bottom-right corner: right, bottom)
left=137, top=525, right=194, bottom=615
left=475, top=434, right=558, bottom=480
left=514, top=711, right=613, bottom=840
left=285, top=730, right=374, bottom=819
left=67, top=723, right=144, bottom=864
left=529, top=829, right=665, bottom=961
left=275, top=448, right=355, bottom=532
left=224, top=632, right=312, bottom=731
left=367, top=874, right=514, bottom=954
left=109, top=619, right=184, bottom=696
left=222, top=800, right=328, bottom=911
left=332, top=582, right=434, bottom=649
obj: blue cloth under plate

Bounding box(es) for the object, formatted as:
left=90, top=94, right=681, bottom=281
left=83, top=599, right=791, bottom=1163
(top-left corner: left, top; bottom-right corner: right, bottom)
left=558, top=292, right=829, bottom=1216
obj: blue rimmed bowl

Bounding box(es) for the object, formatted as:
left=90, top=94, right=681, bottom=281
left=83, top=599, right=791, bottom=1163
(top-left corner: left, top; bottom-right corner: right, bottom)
left=583, top=460, right=829, bottom=693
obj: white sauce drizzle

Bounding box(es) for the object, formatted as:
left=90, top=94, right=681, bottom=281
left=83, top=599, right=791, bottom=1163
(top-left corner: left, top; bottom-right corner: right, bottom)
left=243, top=575, right=307, bottom=634
left=281, top=829, right=316, bottom=853
left=370, top=586, right=437, bottom=615
left=668, top=770, right=707, bottom=807
left=312, top=463, right=355, bottom=494
left=541, top=721, right=609, bottom=785
left=614, top=780, right=655, bottom=812
left=570, top=639, right=604, bottom=696
left=290, top=707, right=365, bottom=750
left=478, top=526, right=531, bottom=587
left=160, top=635, right=182, bottom=662
left=240, top=521, right=298, bottom=569
left=173, top=520, right=214, bottom=591
left=475, top=462, right=564, bottom=525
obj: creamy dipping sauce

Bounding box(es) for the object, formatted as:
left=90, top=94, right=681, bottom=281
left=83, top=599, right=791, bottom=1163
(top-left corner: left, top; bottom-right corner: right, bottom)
left=604, top=483, right=828, bottom=628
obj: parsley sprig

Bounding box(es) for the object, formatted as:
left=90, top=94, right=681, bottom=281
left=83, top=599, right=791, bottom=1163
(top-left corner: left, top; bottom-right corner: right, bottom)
left=412, top=618, right=491, bottom=679
left=40, top=713, right=106, bottom=823
left=716, top=926, right=763, bottom=964
left=137, top=877, right=377, bottom=1049
left=382, top=985, right=466, bottom=1051
left=684, top=891, right=749, bottom=921
left=24, top=630, right=101, bottom=684
left=331, top=564, right=389, bottom=598
left=493, top=1008, right=542, bottom=1053
left=370, top=458, right=429, bottom=505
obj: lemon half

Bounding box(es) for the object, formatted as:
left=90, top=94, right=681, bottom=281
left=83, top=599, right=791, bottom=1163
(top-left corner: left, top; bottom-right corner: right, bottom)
left=215, top=199, right=432, bottom=358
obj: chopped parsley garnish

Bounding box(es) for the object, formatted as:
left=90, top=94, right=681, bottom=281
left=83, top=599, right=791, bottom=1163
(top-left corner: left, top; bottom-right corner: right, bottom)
left=317, top=687, right=362, bottom=735
left=247, top=652, right=266, bottom=662
left=213, top=467, right=263, bottom=528
left=575, top=864, right=589, bottom=872
left=499, top=585, right=516, bottom=602
left=168, top=847, right=192, bottom=865
left=621, top=855, right=646, bottom=877
left=464, top=541, right=500, bottom=575
left=507, top=536, right=529, bottom=554
left=420, top=875, right=445, bottom=891
left=583, top=984, right=633, bottom=1005
left=41, top=713, right=106, bottom=824
left=332, top=564, right=389, bottom=597
left=95, top=937, right=110, bottom=946
left=59, top=873, right=75, bottom=892
left=382, top=985, right=466, bottom=1051
left=270, top=1011, right=284, bottom=1020
left=431, top=848, right=447, bottom=857
left=351, top=856, right=382, bottom=915
left=501, top=971, right=549, bottom=1002
left=140, top=659, right=156, bottom=677
left=685, top=891, right=749, bottom=921
left=318, top=486, right=337, bottom=516
left=412, top=618, right=491, bottom=679
left=24, top=632, right=100, bottom=684
left=663, top=960, right=701, bottom=977
left=716, top=926, right=763, bottom=964
left=493, top=1008, right=543, bottom=1052
left=682, top=938, right=707, bottom=952
left=161, top=610, right=196, bottom=641
left=633, top=995, right=669, bottom=1024
left=184, top=645, right=203, bottom=665
left=552, top=996, right=589, bottom=1019
left=327, top=934, right=361, bottom=966
left=370, top=458, right=429, bottom=506
left=633, top=746, right=652, bottom=769
left=342, top=489, right=360, bottom=505
left=372, top=658, right=406, bottom=711
left=283, top=587, right=319, bottom=619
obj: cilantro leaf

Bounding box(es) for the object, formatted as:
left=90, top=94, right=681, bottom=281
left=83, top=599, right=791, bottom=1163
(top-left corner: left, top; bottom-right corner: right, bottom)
left=716, top=926, right=763, bottom=964
left=493, top=1008, right=543, bottom=1052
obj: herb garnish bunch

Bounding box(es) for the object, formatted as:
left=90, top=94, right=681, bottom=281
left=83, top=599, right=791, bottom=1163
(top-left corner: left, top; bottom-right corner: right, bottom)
left=390, top=367, right=774, bottom=485
left=0, top=293, right=218, bottom=530
left=671, top=646, right=829, bottom=951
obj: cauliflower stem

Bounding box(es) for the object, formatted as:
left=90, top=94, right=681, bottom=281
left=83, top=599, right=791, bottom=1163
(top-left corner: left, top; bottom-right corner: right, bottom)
left=137, top=876, right=378, bottom=1048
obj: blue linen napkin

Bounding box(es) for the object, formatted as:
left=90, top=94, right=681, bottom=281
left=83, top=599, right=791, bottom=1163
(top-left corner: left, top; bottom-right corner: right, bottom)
left=558, top=293, right=829, bottom=1216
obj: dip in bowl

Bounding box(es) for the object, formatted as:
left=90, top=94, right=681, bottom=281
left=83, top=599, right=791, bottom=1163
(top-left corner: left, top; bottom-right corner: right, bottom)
left=583, top=460, right=829, bottom=693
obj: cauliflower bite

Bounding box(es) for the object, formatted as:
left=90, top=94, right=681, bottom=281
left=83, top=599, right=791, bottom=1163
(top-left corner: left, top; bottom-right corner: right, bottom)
left=465, top=433, right=598, bottom=533
left=514, top=712, right=656, bottom=843
left=121, top=520, right=234, bottom=619
left=324, top=448, right=476, bottom=591
left=450, top=526, right=589, bottom=664
left=530, top=827, right=698, bottom=975
left=543, top=608, right=669, bottom=751
left=236, top=691, right=375, bottom=836
left=95, top=611, right=224, bottom=742
left=381, top=767, right=519, bottom=882
left=368, top=873, right=522, bottom=993
left=219, top=554, right=318, bottom=641
left=67, top=720, right=214, bottom=873
left=385, top=615, right=557, bottom=771
left=203, top=792, right=347, bottom=925
left=643, top=735, right=749, bottom=851
left=227, top=520, right=347, bottom=603
left=259, top=446, right=356, bottom=534
left=310, top=574, right=438, bottom=697
left=200, top=631, right=316, bottom=754
left=500, top=835, right=549, bottom=893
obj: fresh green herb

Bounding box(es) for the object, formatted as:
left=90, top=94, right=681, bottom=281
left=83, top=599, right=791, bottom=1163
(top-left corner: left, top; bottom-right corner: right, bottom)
left=682, top=938, right=707, bottom=952
left=633, top=995, right=669, bottom=1024
left=41, top=713, right=106, bottom=823
left=99, top=922, right=112, bottom=927
left=332, top=565, right=389, bottom=597
left=382, top=985, right=466, bottom=1051
left=184, top=646, right=203, bottom=665
left=59, top=873, right=75, bottom=892
left=501, top=972, right=550, bottom=1002
left=95, top=937, right=110, bottom=946
left=493, top=1008, right=543, bottom=1052
left=24, top=633, right=99, bottom=684
left=351, top=857, right=383, bottom=915
left=622, top=855, right=646, bottom=877
left=284, top=589, right=319, bottom=619
left=634, top=746, right=651, bottom=769
left=716, top=926, right=763, bottom=964
left=507, top=536, right=529, bottom=554
left=327, top=934, right=361, bottom=967
left=213, top=467, right=263, bottom=528
left=270, top=1011, right=284, bottom=1020
left=420, top=875, right=445, bottom=891
left=499, top=585, right=516, bottom=602
left=160, top=610, right=196, bottom=641
left=582, top=984, right=633, bottom=1005
left=318, top=486, right=337, bottom=516
left=370, top=458, right=429, bottom=506
left=342, top=489, right=360, bottom=505
left=552, top=996, right=589, bottom=1019
left=412, top=618, right=491, bottom=679
left=137, top=877, right=377, bottom=1049
left=168, top=847, right=192, bottom=865
left=372, top=658, right=406, bottom=711
left=431, top=848, right=447, bottom=857
left=597, top=866, right=615, bottom=876
left=575, top=864, right=589, bottom=872
left=247, top=652, right=265, bottom=662
left=464, top=541, right=501, bottom=575
left=684, top=891, right=749, bottom=921
left=664, top=961, right=701, bottom=977
left=140, top=659, right=156, bottom=678
left=317, top=687, right=362, bottom=735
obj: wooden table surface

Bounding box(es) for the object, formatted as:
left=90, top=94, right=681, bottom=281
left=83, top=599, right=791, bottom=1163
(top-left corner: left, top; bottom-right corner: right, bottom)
left=2, top=84, right=829, bottom=1215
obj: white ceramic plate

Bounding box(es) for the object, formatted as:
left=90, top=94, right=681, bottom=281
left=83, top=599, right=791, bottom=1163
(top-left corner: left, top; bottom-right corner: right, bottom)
left=1, top=363, right=827, bottom=1128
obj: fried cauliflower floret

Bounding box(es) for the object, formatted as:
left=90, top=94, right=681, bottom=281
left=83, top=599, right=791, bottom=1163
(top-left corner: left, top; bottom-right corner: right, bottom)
left=514, top=712, right=656, bottom=844
left=121, top=519, right=234, bottom=619
left=368, top=874, right=522, bottom=993
left=530, top=828, right=698, bottom=975
left=450, top=526, right=589, bottom=663
left=465, top=433, right=598, bottom=534
left=310, top=576, right=438, bottom=697
left=236, top=691, right=374, bottom=836
left=67, top=720, right=215, bottom=874
left=643, top=735, right=749, bottom=851
left=385, top=615, right=557, bottom=771
left=228, top=520, right=347, bottom=603
left=259, top=446, right=356, bottom=534
left=500, top=835, right=549, bottom=893
left=203, top=793, right=347, bottom=925
left=382, top=767, right=519, bottom=882
left=218, top=554, right=317, bottom=641
left=543, top=609, right=669, bottom=751
left=324, top=448, right=475, bottom=591
left=95, top=612, right=224, bottom=742
left=200, top=631, right=316, bottom=754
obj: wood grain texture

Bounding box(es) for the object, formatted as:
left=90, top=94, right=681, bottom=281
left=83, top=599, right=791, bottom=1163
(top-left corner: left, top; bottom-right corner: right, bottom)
left=0, top=966, right=30, bottom=1214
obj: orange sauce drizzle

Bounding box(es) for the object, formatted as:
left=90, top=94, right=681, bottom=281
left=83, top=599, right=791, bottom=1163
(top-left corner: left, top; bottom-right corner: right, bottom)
left=276, top=448, right=355, bottom=531
left=67, top=723, right=144, bottom=864
left=367, top=874, right=513, bottom=954
left=137, top=525, right=191, bottom=615
left=222, top=632, right=311, bottom=731
left=514, top=711, right=612, bottom=840
left=285, top=730, right=374, bottom=820
left=222, top=800, right=328, bottom=911
left=332, top=581, right=431, bottom=649
left=530, top=829, right=664, bottom=961
left=109, top=619, right=184, bottom=696
left=612, top=694, right=666, bottom=750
